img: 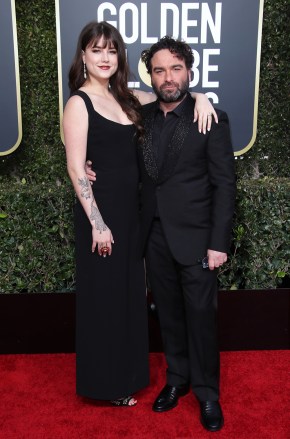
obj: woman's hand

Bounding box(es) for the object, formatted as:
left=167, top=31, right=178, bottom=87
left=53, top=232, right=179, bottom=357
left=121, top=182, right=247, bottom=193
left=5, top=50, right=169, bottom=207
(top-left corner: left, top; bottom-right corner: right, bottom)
left=92, top=227, right=114, bottom=256
left=192, top=93, right=218, bottom=134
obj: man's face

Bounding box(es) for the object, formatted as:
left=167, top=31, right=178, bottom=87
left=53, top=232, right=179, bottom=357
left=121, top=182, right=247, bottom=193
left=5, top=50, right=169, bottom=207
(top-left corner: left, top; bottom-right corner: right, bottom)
left=150, top=49, right=190, bottom=103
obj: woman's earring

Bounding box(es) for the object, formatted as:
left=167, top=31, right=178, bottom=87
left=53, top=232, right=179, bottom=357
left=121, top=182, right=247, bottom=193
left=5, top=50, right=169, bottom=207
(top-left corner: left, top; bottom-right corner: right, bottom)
left=83, top=62, right=87, bottom=79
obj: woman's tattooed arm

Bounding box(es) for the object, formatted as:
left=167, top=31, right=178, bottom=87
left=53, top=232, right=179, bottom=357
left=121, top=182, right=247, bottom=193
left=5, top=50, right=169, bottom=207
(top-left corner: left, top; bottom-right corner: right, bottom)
left=77, top=176, right=108, bottom=233
left=78, top=177, right=91, bottom=199
left=90, top=201, right=108, bottom=233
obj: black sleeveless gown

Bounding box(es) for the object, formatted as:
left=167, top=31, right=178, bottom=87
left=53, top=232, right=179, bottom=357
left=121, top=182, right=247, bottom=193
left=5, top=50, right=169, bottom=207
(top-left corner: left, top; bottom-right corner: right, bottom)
left=73, top=90, right=149, bottom=400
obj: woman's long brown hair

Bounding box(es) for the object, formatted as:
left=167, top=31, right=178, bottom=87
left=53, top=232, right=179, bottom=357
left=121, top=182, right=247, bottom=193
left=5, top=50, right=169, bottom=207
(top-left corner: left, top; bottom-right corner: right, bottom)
left=68, top=21, right=144, bottom=140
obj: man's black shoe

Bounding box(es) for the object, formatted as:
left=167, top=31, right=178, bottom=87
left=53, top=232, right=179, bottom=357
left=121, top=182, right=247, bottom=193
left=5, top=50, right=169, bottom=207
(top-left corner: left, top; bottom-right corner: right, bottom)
left=152, top=384, right=190, bottom=412
left=199, top=400, right=224, bottom=432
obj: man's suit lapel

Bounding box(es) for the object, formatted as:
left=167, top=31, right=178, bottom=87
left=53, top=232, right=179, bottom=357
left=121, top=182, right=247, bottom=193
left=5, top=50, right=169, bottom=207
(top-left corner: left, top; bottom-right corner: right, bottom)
left=140, top=102, right=159, bottom=182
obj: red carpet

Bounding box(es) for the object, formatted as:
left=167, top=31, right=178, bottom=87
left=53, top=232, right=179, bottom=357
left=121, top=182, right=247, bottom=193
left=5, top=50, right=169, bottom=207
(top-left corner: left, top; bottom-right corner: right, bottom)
left=0, top=351, right=289, bottom=439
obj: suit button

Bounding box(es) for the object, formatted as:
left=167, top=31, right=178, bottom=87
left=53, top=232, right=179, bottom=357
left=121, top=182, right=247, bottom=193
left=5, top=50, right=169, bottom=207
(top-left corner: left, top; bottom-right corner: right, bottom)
left=157, top=186, right=161, bottom=190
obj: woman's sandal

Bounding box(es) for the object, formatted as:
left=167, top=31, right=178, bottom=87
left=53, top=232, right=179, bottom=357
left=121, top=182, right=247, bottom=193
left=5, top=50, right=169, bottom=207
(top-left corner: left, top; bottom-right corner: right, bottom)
left=110, top=396, right=137, bottom=407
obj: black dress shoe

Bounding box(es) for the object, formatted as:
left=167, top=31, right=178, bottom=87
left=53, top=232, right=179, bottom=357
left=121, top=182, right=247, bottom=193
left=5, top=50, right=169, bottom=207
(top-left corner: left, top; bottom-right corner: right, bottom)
left=199, top=400, right=224, bottom=432
left=152, top=384, right=189, bottom=412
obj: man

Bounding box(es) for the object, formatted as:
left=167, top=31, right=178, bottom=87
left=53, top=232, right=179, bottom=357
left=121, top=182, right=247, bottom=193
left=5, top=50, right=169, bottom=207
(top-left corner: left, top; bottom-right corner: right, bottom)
left=137, top=37, right=236, bottom=432
left=86, top=36, right=235, bottom=432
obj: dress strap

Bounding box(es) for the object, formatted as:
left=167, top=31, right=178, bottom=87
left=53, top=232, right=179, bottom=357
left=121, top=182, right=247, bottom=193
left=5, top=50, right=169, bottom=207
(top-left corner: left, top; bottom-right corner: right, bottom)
left=71, top=90, right=95, bottom=115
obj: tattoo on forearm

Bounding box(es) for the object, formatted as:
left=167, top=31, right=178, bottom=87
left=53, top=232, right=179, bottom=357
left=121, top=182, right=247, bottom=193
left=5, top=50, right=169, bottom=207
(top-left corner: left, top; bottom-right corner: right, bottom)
left=90, top=200, right=108, bottom=233
left=78, top=177, right=91, bottom=200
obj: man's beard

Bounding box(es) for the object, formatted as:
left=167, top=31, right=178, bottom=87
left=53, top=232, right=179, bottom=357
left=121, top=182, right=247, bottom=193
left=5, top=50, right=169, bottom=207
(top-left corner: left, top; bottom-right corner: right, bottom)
left=152, top=77, right=189, bottom=103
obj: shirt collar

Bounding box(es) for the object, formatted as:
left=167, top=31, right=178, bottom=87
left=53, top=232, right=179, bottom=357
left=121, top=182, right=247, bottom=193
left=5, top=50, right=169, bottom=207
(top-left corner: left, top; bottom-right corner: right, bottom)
left=156, top=92, right=191, bottom=117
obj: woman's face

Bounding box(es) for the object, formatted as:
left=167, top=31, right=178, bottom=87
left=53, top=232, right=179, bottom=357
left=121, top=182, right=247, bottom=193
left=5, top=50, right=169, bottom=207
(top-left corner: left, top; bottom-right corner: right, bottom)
left=82, top=36, right=118, bottom=81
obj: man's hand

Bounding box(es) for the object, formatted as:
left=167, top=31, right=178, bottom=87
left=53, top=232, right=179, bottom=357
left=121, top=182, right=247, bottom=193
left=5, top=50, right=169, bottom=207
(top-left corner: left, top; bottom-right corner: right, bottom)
left=207, top=249, right=227, bottom=271
left=85, top=160, right=96, bottom=183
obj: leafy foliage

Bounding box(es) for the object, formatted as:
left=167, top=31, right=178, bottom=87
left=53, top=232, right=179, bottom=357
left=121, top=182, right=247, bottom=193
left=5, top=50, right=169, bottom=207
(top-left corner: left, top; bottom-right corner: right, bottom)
left=0, top=182, right=75, bottom=293
left=1, top=179, right=288, bottom=293
left=218, top=178, right=290, bottom=289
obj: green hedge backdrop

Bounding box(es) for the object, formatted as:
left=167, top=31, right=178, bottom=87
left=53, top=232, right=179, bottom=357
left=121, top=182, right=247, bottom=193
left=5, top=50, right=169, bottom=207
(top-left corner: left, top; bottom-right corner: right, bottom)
left=0, top=0, right=289, bottom=293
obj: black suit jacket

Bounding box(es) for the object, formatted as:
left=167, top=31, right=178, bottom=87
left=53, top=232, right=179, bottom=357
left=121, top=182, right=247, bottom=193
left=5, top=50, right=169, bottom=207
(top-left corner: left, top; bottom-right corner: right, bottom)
left=138, top=94, right=236, bottom=265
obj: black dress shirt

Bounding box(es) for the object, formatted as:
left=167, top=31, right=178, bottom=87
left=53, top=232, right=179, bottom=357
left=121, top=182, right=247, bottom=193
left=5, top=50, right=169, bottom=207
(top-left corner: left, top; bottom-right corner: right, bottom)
left=152, top=94, right=189, bottom=216
left=152, top=94, right=189, bottom=171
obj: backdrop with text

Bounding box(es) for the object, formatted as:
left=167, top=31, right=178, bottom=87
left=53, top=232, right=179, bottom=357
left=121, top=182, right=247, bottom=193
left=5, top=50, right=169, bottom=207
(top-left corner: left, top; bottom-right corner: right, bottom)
left=56, top=0, right=264, bottom=155
left=0, top=0, right=22, bottom=156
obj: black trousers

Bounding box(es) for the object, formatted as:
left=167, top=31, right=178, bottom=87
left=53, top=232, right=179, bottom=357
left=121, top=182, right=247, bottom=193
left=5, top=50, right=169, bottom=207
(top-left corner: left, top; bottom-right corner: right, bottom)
left=145, top=219, right=220, bottom=401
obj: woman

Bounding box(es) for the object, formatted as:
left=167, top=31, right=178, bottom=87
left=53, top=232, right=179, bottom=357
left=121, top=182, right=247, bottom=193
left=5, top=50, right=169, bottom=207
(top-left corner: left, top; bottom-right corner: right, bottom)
left=63, top=21, right=217, bottom=407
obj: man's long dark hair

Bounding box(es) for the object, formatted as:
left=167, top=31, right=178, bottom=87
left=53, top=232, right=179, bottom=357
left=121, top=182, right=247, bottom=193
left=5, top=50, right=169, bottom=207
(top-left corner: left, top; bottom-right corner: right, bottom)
left=68, top=21, right=144, bottom=139
left=141, top=36, right=194, bottom=74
